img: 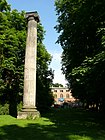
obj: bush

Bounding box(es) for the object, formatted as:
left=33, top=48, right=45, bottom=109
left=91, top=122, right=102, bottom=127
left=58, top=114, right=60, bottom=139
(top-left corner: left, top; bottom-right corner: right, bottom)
left=0, top=103, right=9, bottom=115
left=17, top=101, right=23, bottom=111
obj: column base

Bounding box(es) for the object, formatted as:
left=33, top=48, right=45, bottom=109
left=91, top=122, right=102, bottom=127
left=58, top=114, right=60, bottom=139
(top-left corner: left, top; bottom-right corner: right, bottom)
left=17, top=106, right=40, bottom=119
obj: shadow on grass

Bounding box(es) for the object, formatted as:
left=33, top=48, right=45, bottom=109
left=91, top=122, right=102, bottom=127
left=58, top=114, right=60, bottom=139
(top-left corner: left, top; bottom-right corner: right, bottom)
left=0, top=108, right=105, bottom=140
left=42, top=108, right=105, bottom=140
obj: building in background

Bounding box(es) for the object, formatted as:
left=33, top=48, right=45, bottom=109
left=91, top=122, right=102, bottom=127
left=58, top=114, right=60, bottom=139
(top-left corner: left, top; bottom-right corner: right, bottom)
left=51, top=87, right=76, bottom=107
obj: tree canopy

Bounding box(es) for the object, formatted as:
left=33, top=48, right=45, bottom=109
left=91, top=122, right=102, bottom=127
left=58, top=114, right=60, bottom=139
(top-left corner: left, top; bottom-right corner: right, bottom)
left=55, top=0, right=105, bottom=111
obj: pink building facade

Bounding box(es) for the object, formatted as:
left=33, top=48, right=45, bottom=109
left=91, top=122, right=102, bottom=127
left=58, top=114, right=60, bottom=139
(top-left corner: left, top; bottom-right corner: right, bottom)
left=51, top=87, right=76, bottom=105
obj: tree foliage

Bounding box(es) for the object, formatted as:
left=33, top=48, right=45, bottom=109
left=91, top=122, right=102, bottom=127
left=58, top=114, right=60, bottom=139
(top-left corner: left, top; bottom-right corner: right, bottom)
left=52, top=83, right=63, bottom=87
left=55, top=0, right=105, bottom=111
left=36, top=24, right=54, bottom=112
left=0, top=0, right=54, bottom=116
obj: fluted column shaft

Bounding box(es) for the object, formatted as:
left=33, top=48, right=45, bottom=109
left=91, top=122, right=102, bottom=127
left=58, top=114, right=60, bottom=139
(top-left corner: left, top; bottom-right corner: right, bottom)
left=17, top=12, right=40, bottom=119
left=23, top=12, right=39, bottom=109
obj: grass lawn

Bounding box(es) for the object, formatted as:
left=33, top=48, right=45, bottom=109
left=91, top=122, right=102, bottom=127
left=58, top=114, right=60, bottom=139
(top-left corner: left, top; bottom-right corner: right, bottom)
left=0, top=108, right=105, bottom=140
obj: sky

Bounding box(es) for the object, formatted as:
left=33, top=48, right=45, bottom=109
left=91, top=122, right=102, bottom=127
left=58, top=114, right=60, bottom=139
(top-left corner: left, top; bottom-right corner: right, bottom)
left=7, top=0, right=67, bottom=86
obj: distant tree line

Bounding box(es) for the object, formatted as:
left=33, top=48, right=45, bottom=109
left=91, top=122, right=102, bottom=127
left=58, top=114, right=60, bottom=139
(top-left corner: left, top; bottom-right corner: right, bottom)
left=52, top=83, right=63, bottom=87
left=55, top=0, right=105, bottom=112
left=0, top=0, right=54, bottom=116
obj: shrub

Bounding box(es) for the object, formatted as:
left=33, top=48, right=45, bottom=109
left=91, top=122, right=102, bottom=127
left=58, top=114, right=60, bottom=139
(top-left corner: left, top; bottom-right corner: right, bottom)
left=0, top=103, right=9, bottom=115
left=17, top=101, right=23, bottom=111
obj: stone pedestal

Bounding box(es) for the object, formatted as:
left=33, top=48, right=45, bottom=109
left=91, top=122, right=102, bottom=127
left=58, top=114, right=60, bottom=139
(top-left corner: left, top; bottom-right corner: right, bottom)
left=17, top=107, right=40, bottom=119
left=17, top=11, right=40, bottom=119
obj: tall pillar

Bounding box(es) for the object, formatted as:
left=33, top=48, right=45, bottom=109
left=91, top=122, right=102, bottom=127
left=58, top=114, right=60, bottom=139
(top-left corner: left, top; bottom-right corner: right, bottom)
left=17, top=11, right=40, bottom=119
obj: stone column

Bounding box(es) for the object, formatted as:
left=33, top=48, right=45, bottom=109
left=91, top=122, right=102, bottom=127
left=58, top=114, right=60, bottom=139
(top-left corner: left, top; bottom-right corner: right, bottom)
left=17, top=11, right=40, bottom=119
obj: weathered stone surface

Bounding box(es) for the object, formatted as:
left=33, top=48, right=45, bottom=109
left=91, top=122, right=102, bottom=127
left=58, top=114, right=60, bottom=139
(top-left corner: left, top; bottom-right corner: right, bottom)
left=17, top=107, right=40, bottom=119
left=17, top=12, right=40, bottom=119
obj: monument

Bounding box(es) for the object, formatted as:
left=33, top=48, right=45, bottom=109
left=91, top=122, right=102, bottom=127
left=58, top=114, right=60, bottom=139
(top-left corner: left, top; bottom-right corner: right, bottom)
left=17, top=11, right=40, bottom=119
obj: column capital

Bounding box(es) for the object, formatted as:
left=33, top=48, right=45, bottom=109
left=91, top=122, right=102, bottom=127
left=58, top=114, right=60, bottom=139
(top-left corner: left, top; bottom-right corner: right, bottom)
left=25, top=11, right=40, bottom=22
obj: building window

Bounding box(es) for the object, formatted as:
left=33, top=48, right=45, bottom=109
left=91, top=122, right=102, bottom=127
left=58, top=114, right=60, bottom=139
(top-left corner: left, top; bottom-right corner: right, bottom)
left=54, top=94, right=57, bottom=98
left=60, top=94, right=63, bottom=98
left=54, top=90, right=57, bottom=92
left=66, top=94, right=69, bottom=98
left=66, top=90, right=69, bottom=92
left=60, top=90, right=63, bottom=92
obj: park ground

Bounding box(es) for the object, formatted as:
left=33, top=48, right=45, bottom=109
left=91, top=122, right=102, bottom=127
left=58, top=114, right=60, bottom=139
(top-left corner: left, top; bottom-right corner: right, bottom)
left=0, top=108, right=105, bottom=140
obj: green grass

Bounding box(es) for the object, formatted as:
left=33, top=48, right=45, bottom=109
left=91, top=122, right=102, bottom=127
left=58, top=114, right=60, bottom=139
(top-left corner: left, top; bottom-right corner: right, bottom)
left=0, top=108, right=105, bottom=140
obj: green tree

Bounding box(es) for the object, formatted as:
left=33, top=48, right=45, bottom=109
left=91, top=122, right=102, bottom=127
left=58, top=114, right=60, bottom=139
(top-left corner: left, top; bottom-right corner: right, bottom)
left=52, top=83, right=63, bottom=87
left=55, top=0, right=105, bottom=111
left=36, top=24, right=54, bottom=112
left=0, top=8, right=26, bottom=116
left=0, top=0, right=10, bottom=12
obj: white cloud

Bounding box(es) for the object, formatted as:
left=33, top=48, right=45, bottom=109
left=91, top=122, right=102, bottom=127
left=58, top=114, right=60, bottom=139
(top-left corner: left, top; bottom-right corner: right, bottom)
left=50, top=51, right=62, bottom=68
left=50, top=51, right=67, bottom=86
left=53, top=69, right=67, bottom=86
left=52, top=52, right=61, bottom=61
